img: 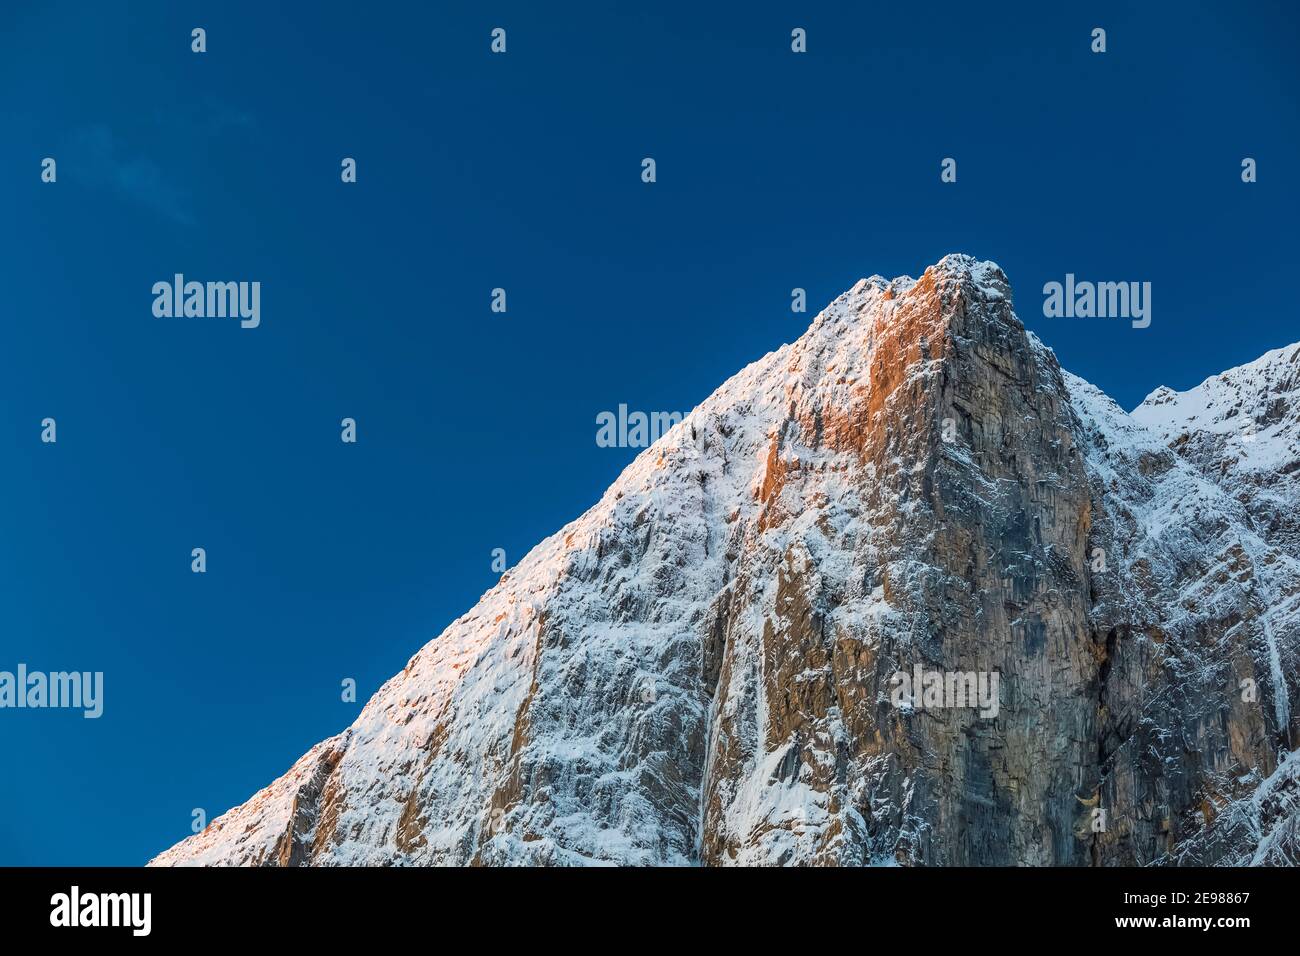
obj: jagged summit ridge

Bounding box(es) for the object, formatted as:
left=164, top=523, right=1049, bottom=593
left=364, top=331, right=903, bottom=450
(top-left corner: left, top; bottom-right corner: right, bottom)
left=843, top=254, right=1010, bottom=311
left=1132, top=341, right=1300, bottom=560
left=151, top=255, right=1300, bottom=867
left=1134, top=342, right=1300, bottom=420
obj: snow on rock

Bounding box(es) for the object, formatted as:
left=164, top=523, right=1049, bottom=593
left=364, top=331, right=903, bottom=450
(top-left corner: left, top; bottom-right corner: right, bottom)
left=150, top=257, right=1300, bottom=867
left=1133, top=343, right=1300, bottom=558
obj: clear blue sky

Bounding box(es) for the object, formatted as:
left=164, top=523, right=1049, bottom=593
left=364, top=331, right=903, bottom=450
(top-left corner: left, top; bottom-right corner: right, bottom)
left=1, top=1, right=1296, bottom=864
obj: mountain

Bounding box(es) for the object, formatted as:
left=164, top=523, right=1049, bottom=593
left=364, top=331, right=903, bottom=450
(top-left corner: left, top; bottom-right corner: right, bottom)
left=1133, top=343, right=1300, bottom=561
left=150, top=255, right=1300, bottom=867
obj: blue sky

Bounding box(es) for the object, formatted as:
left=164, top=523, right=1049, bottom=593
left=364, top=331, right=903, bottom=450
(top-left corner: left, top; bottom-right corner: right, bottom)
left=1, top=1, right=1296, bottom=864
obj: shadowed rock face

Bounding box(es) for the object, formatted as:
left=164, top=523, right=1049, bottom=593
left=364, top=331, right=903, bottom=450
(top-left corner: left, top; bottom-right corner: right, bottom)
left=150, top=256, right=1300, bottom=867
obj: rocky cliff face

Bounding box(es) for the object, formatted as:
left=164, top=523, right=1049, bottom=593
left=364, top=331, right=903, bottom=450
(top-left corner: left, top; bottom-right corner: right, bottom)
left=150, top=256, right=1300, bottom=867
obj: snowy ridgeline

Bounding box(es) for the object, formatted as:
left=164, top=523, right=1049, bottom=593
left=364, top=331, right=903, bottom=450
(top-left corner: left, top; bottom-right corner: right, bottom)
left=150, top=256, right=1300, bottom=867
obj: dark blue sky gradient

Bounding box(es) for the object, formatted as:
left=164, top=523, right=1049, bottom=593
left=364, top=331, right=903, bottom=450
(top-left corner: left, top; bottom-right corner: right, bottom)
left=1, top=1, right=1297, bottom=863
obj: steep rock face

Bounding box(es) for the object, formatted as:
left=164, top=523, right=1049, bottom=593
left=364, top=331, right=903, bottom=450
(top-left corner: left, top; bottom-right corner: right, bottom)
left=1070, top=377, right=1299, bottom=864
left=150, top=256, right=1300, bottom=867
left=697, top=263, right=1098, bottom=865
left=1116, top=344, right=1300, bottom=863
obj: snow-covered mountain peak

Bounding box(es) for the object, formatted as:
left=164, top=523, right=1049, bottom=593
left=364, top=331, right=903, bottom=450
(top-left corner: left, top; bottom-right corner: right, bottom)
left=1133, top=342, right=1300, bottom=435
left=1130, top=340, right=1300, bottom=559
left=150, top=256, right=1300, bottom=868
left=841, top=255, right=1010, bottom=314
